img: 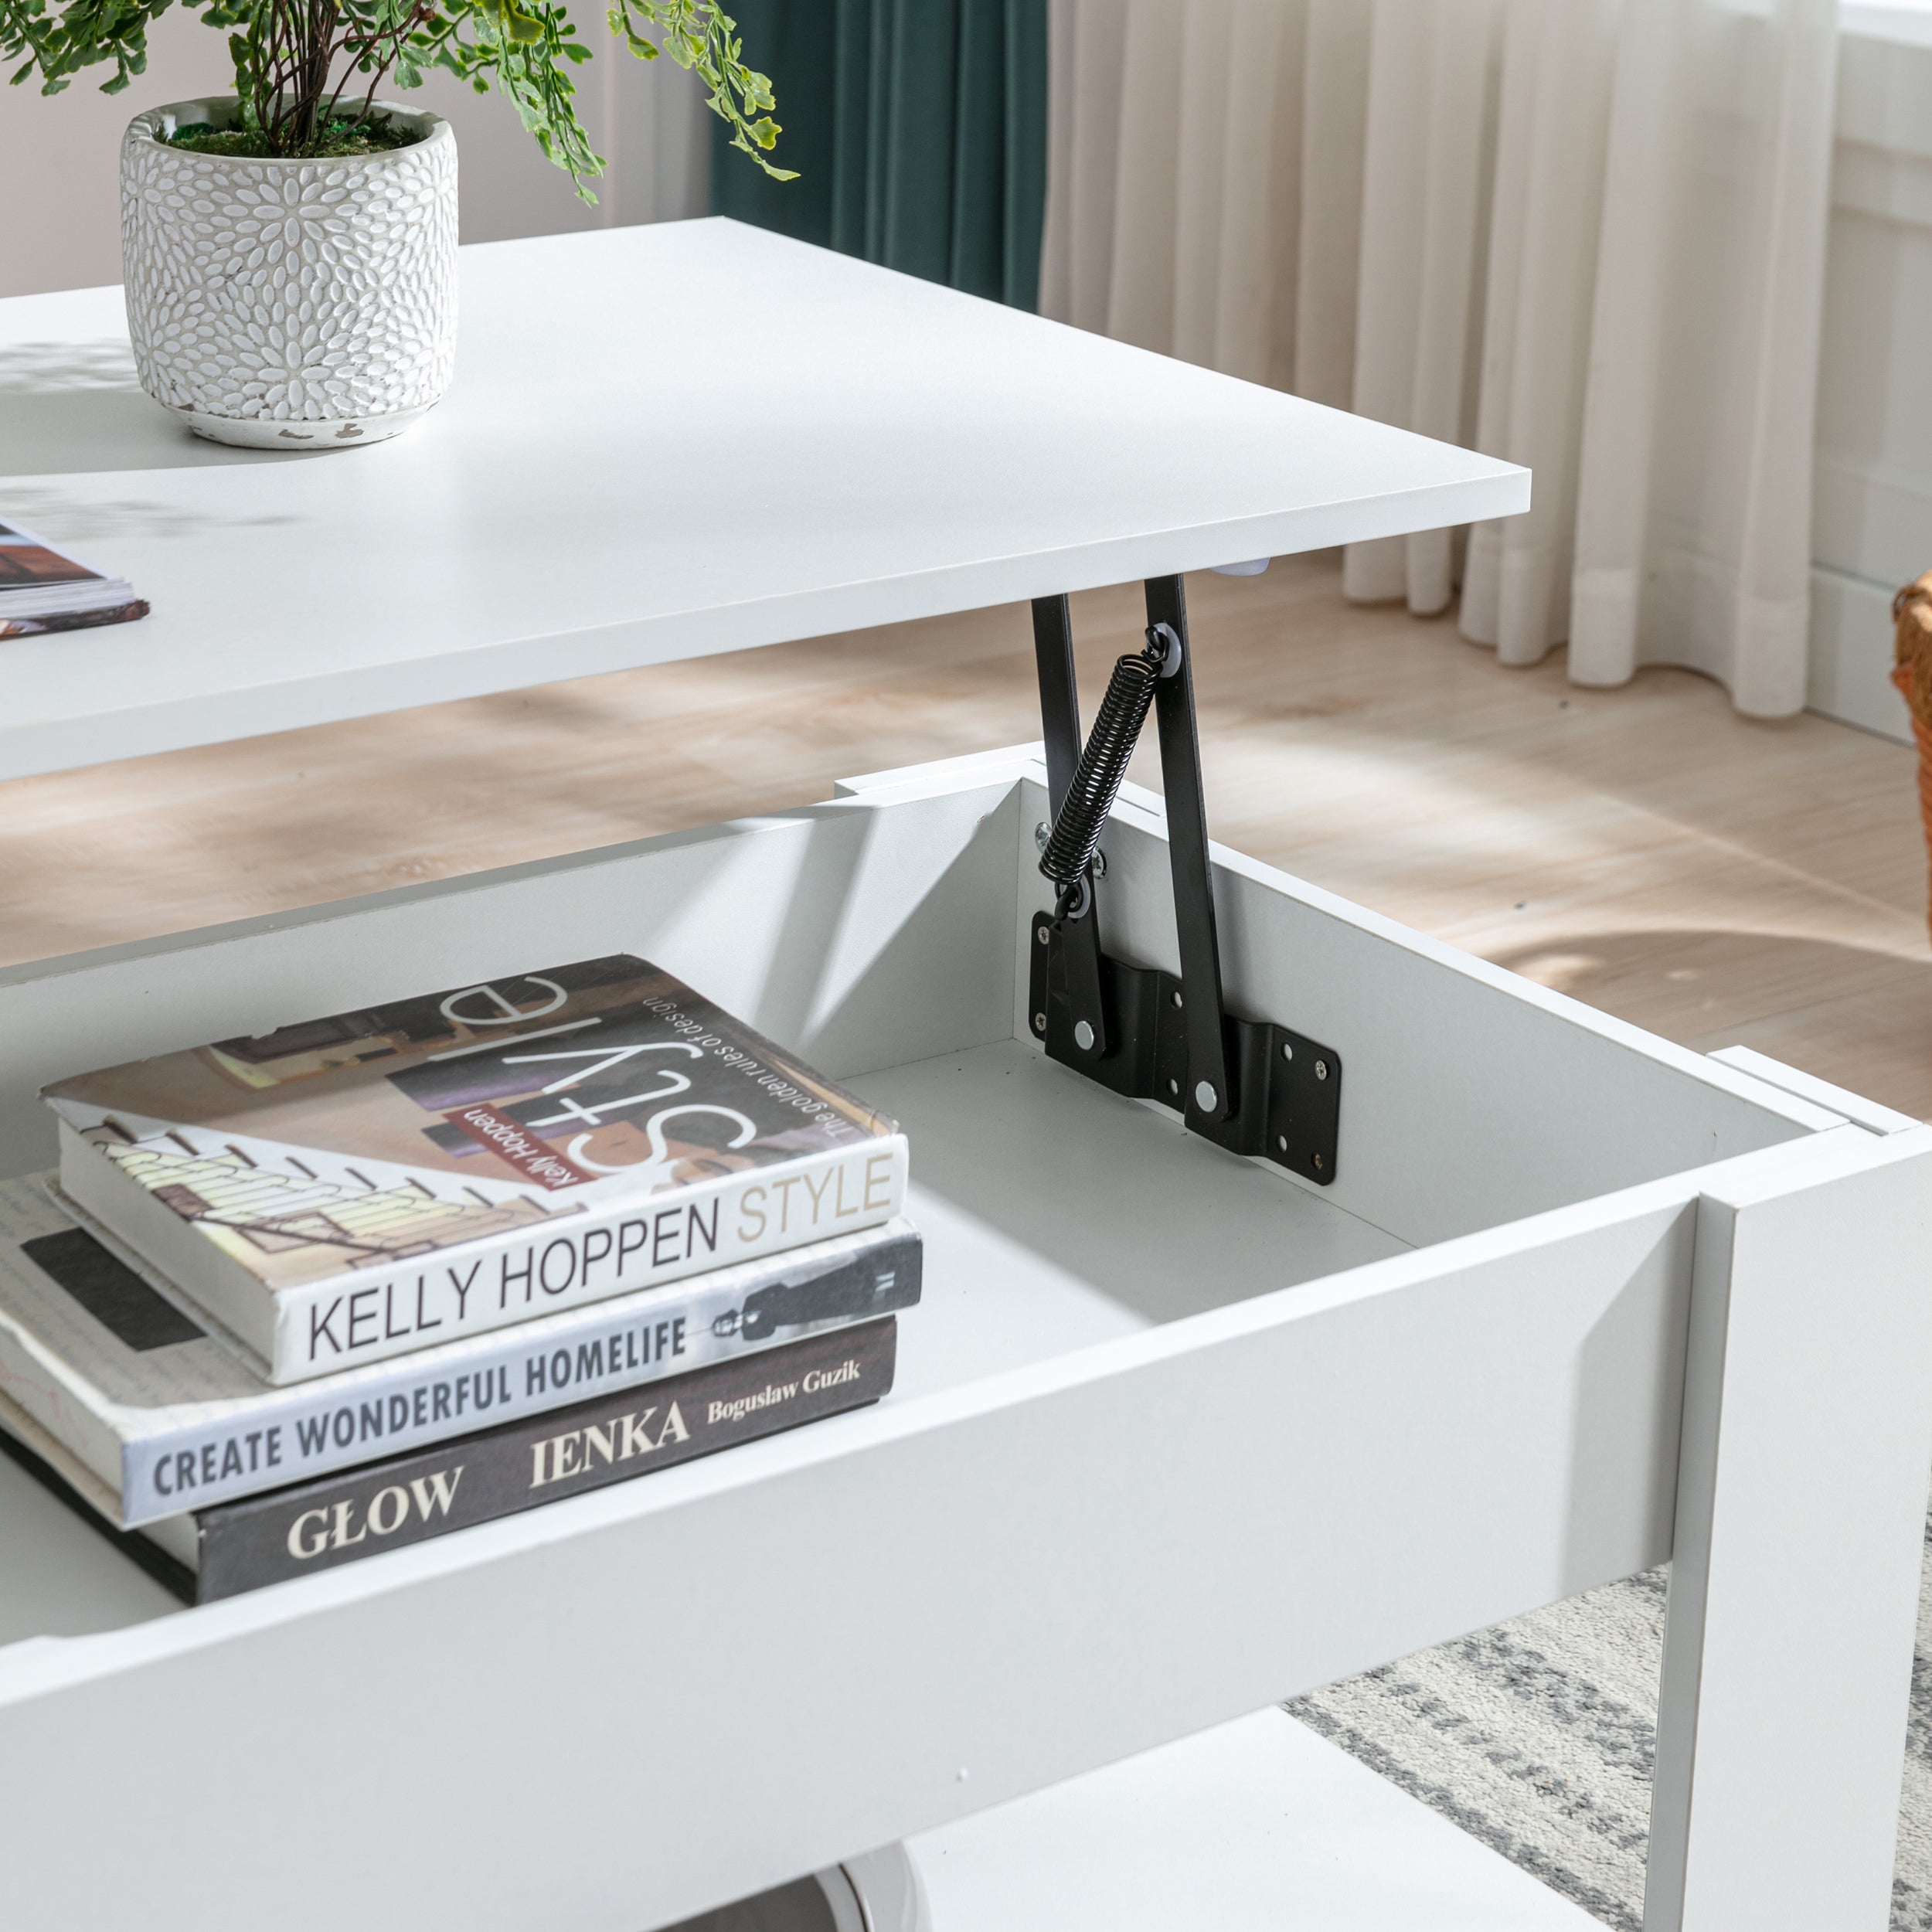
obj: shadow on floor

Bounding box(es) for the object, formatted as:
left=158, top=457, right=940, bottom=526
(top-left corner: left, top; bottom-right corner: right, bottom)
left=1488, top=927, right=1932, bottom=1119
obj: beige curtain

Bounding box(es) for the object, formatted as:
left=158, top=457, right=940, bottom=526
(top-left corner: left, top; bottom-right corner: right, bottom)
left=1040, top=0, right=1840, bottom=717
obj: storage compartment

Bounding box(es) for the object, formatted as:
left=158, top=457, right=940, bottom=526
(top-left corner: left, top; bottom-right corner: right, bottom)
left=0, top=750, right=1840, bottom=1930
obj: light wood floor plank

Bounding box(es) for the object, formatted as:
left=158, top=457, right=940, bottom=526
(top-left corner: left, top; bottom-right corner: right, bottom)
left=2, top=556, right=1925, bottom=1112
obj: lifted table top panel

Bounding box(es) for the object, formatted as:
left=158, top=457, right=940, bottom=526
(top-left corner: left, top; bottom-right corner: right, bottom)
left=0, top=219, right=1527, bottom=781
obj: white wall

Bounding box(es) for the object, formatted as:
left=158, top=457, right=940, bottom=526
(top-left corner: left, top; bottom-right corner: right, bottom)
left=0, top=12, right=709, bottom=300
left=1808, top=10, right=1932, bottom=743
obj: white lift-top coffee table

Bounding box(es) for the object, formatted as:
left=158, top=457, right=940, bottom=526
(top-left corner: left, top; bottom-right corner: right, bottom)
left=0, top=219, right=1926, bottom=1932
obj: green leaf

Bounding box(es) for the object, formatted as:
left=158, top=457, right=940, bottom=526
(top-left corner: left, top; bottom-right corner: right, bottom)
left=0, top=0, right=793, bottom=191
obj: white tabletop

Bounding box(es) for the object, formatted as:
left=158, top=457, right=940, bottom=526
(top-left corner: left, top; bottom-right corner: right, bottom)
left=0, top=219, right=1527, bottom=781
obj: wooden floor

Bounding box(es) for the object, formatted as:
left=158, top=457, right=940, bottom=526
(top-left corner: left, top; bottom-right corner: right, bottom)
left=5, top=555, right=1928, bottom=1114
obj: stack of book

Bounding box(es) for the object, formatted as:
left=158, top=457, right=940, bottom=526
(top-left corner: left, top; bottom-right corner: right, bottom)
left=0, top=518, right=148, bottom=637
left=0, top=954, right=916, bottom=1601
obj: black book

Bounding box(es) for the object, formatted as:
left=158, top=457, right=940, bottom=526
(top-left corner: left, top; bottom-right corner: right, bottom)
left=2, top=1318, right=896, bottom=1604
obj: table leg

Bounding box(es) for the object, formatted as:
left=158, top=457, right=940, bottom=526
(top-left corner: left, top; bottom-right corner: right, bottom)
left=1645, top=1133, right=1932, bottom=1930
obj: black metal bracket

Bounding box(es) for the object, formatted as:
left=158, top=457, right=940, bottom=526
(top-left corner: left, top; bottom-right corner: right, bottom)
left=1027, top=580, right=1342, bottom=1185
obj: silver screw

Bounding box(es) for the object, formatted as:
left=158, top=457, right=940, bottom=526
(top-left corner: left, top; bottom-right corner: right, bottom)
left=1171, top=989, right=1184, bottom=1009
left=1090, top=848, right=1107, bottom=880
left=1036, top=923, right=1049, bottom=946
left=1315, top=1060, right=1329, bottom=1081
left=1195, top=1081, right=1217, bottom=1112
left=1277, top=1134, right=1288, bottom=1152
left=1168, top=1078, right=1179, bottom=1096
left=1281, top=1041, right=1293, bottom=1061
left=1074, top=1020, right=1095, bottom=1052
left=1033, top=1012, right=1047, bottom=1033
left=1314, top=1153, right=1325, bottom=1170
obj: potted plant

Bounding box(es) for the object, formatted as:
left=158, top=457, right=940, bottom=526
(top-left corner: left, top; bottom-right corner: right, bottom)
left=2, top=0, right=790, bottom=447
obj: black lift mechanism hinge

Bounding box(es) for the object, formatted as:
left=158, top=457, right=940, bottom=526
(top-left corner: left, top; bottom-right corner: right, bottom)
left=1026, top=578, right=1342, bottom=1186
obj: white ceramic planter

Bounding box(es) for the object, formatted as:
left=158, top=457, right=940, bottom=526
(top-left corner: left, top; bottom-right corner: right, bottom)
left=121, top=97, right=457, bottom=449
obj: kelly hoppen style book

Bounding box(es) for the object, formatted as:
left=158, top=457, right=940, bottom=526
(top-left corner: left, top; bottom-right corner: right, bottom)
left=0, top=1174, right=920, bottom=1528
left=40, top=956, right=907, bottom=1386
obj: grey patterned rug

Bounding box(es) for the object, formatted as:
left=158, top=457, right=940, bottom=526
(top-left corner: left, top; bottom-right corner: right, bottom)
left=1287, top=1515, right=1932, bottom=1929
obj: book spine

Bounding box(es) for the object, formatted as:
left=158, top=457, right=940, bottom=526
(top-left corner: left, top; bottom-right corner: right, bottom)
left=261, top=1133, right=908, bottom=1385
left=117, top=1223, right=920, bottom=1527
left=0, top=599, right=149, bottom=637
left=189, top=1318, right=896, bottom=1600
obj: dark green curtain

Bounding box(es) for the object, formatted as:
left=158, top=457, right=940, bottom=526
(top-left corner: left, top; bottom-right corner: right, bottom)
left=709, top=0, right=1049, bottom=312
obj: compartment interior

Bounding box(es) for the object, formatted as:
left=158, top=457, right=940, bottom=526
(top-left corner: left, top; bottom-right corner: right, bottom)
left=0, top=763, right=1825, bottom=1645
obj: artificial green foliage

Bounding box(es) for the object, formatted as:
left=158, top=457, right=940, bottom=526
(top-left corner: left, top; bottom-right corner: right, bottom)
left=0, top=0, right=792, bottom=199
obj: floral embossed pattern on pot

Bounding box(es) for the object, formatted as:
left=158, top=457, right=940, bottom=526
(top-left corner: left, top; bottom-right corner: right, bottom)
left=121, top=98, right=457, bottom=450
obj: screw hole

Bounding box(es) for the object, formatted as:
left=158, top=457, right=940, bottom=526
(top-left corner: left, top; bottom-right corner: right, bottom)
left=1281, top=1041, right=1293, bottom=1061
left=1277, top=1134, right=1287, bottom=1152
left=1168, top=1078, right=1179, bottom=1096
left=1171, top=990, right=1184, bottom=1009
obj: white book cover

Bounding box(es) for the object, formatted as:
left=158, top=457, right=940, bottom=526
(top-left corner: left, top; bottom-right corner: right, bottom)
left=0, top=1173, right=920, bottom=1529
left=41, top=954, right=906, bottom=1383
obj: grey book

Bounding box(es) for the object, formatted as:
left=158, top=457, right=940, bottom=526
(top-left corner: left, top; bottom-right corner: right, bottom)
left=0, top=1172, right=918, bottom=1527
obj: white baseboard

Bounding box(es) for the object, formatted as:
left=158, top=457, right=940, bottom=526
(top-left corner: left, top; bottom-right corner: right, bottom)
left=1808, top=563, right=1912, bottom=746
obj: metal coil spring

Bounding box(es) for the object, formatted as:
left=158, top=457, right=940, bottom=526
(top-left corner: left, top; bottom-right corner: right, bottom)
left=1039, top=626, right=1175, bottom=920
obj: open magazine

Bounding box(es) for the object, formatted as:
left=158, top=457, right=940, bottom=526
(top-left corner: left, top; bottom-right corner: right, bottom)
left=0, top=518, right=148, bottom=638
